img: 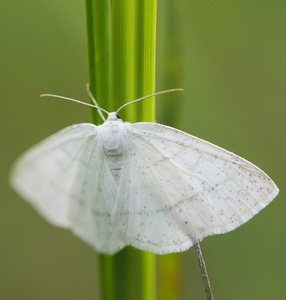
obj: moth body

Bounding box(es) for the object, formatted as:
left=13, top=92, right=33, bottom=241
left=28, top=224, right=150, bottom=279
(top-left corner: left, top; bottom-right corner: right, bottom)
left=10, top=108, right=279, bottom=254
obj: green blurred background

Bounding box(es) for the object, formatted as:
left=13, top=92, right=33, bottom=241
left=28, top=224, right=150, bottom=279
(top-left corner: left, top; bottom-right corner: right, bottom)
left=1, top=1, right=285, bottom=299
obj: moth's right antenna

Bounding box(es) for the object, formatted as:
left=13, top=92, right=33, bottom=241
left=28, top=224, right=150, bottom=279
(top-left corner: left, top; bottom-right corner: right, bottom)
left=116, top=88, right=184, bottom=114
left=86, top=84, right=106, bottom=121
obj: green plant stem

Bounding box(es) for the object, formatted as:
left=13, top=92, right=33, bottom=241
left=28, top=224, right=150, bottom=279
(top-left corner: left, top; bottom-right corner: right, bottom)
left=135, top=2, right=157, bottom=299
left=111, top=0, right=136, bottom=121
left=142, top=252, right=156, bottom=300
left=158, top=254, right=181, bottom=300
left=98, top=255, right=115, bottom=300
left=194, top=242, right=214, bottom=300
left=86, top=1, right=114, bottom=300
left=134, top=0, right=157, bottom=121
left=86, top=0, right=111, bottom=123
left=85, top=1, right=157, bottom=299
left=111, top=2, right=138, bottom=300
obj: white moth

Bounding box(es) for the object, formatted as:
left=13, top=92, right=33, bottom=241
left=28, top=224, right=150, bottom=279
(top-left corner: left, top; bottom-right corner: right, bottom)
left=10, top=89, right=279, bottom=255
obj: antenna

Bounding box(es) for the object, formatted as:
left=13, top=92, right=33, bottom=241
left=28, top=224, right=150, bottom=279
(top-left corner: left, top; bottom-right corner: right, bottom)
left=86, top=84, right=106, bottom=121
left=116, top=88, right=184, bottom=114
left=40, top=87, right=184, bottom=121
left=40, top=93, right=109, bottom=119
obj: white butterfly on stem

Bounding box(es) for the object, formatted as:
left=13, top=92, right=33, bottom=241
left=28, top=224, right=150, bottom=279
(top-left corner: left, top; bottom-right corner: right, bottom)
left=10, top=87, right=279, bottom=255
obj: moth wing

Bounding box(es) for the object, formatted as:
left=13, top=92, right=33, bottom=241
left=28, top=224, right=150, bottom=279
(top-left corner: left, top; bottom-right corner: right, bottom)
left=10, top=124, right=124, bottom=254
left=112, top=122, right=279, bottom=254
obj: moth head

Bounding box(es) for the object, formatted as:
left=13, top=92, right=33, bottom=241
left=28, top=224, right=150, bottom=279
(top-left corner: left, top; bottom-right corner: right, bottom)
left=107, top=112, right=123, bottom=122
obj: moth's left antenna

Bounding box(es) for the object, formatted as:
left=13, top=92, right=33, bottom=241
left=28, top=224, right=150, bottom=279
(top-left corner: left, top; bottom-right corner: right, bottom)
left=40, top=90, right=108, bottom=121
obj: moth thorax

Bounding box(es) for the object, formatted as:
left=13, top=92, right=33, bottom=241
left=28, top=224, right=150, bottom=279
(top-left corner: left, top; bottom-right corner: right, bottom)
left=102, top=125, right=124, bottom=186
